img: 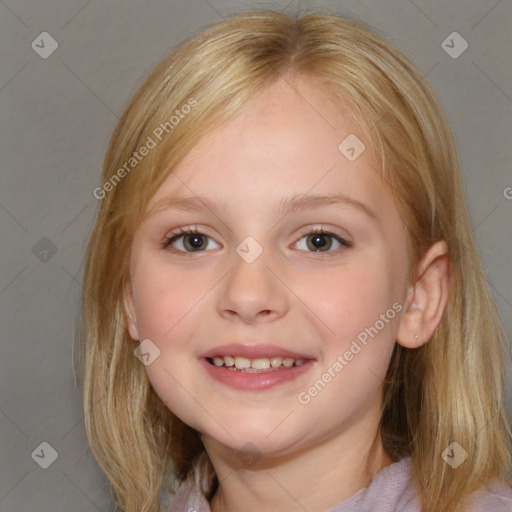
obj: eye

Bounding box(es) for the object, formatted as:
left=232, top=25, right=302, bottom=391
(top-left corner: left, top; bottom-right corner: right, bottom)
left=162, top=226, right=351, bottom=255
left=294, top=227, right=352, bottom=254
left=162, top=226, right=220, bottom=253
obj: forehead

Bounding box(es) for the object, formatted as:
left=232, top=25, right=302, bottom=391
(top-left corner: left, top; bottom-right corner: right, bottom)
left=146, top=77, right=391, bottom=221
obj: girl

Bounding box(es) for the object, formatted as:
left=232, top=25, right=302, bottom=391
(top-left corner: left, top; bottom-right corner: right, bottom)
left=78, top=8, right=512, bottom=512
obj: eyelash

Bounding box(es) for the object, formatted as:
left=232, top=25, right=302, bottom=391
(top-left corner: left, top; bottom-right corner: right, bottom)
left=161, top=226, right=352, bottom=256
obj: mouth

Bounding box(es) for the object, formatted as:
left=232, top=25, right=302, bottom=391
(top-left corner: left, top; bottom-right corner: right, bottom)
left=205, top=355, right=308, bottom=372
left=199, top=343, right=316, bottom=391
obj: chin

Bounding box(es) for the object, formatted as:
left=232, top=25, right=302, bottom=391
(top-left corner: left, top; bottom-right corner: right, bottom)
left=201, top=421, right=305, bottom=460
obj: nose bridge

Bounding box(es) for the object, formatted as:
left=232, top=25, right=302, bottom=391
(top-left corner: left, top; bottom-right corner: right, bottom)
left=217, top=238, right=288, bottom=322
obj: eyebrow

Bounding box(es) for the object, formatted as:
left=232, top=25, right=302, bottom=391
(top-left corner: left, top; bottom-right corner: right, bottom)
left=144, top=192, right=377, bottom=221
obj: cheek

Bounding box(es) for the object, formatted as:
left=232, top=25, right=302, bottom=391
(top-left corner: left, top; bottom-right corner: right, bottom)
left=131, top=257, right=208, bottom=340
left=129, top=257, right=210, bottom=427
left=305, top=256, right=401, bottom=350
left=293, top=262, right=399, bottom=434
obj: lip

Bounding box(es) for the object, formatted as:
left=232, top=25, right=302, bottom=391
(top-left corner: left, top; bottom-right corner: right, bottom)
left=199, top=357, right=315, bottom=391
left=198, top=342, right=316, bottom=391
left=199, top=343, right=314, bottom=360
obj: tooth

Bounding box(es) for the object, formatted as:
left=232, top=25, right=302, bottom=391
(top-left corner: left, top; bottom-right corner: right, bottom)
left=213, top=357, right=224, bottom=367
left=282, top=358, right=294, bottom=368
left=234, top=356, right=251, bottom=369
left=251, top=358, right=270, bottom=370
left=224, top=356, right=235, bottom=367
left=295, top=359, right=305, bottom=366
left=270, top=357, right=283, bottom=368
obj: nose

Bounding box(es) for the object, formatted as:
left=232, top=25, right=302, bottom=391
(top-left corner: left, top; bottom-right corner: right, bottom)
left=217, top=246, right=289, bottom=324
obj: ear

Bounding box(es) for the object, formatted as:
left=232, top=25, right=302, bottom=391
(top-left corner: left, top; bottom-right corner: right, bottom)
left=123, top=279, right=140, bottom=341
left=396, top=240, right=450, bottom=349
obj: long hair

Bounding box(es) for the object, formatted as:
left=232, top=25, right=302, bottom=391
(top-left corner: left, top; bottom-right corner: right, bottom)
left=77, top=9, right=512, bottom=512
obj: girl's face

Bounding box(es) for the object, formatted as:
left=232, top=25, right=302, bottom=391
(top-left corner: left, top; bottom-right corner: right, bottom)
left=126, top=77, right=411, bottom=457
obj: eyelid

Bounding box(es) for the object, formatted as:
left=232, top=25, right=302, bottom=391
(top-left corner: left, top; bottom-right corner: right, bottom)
left=162, top=225, right=219, bottom=251
left=295, top=224, right=352, bottom=244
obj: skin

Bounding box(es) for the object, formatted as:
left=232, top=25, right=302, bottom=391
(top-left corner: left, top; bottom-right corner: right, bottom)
left=125, top=76, right=449, bottom=512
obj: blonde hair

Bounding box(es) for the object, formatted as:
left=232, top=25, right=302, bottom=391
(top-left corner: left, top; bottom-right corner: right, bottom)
left=77, top=8, right=512, bottom=512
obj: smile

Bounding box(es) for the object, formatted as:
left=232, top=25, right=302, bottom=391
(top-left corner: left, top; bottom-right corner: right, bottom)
left=201, top=356, right=315, bottom=391
left=206, top=355, right=306, bottom=372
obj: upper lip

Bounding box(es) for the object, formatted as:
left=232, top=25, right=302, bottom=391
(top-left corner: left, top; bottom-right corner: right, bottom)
left=199, top=343, right=315, bottom=360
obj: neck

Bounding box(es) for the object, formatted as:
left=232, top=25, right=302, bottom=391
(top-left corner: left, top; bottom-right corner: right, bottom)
left=204, top=414, right=395, bottom=512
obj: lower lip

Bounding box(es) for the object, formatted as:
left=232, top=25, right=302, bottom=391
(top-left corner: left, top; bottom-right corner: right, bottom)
left=200, top=358, right=315, bottom=391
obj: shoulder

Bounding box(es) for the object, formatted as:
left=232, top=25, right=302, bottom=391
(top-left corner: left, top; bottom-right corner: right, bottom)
left=463, top=478, right=512, bottom=511
left=167, top=478, right=210, bottom=512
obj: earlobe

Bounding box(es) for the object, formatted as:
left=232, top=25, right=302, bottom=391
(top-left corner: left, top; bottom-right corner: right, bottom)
left=128, top=321, right=140, bottom=341
left=396, top=240, right=450, bottom=349
left=123, top=281, right=140, bottom=341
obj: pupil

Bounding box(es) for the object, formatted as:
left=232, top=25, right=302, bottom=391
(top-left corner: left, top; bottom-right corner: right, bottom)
left=187, top=235, right=204, bottom=250
left=310, top=234, right=330, bottom=251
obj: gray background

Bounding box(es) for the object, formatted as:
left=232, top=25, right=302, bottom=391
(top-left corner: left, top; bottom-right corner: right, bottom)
left=1, top=1, right=511, bottom=510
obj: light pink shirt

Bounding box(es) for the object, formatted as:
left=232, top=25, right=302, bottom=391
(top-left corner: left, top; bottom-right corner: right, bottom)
left=167, top=457, right=512, bottom=511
